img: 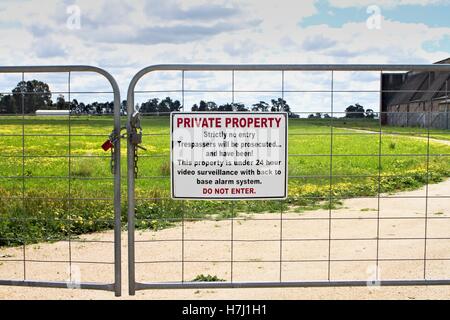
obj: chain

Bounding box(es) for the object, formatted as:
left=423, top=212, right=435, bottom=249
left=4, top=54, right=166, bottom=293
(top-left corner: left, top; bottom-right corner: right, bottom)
left=129, top=112, right=146, bottom=179
left=134, top=146, right=139, bottom=179
left=103, top=113, right=145, bottom=178
left=108, top=127, right=127, bottom=175
left=110, top=144, right=115, bottom=175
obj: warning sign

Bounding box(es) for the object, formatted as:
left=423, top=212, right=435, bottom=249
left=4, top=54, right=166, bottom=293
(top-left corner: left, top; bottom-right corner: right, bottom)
left=171, top=112, right=288, bottom=200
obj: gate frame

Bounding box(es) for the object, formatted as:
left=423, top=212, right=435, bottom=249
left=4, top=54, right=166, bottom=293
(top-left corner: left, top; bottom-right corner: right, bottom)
left=0, top=66, right=122, bottom=297
left=127, top=64, right=450, bottom=295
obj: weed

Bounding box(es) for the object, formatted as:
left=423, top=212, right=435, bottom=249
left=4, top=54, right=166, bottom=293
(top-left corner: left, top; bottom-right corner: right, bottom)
left=72, top=161, right=94, bottom=177
left=192, top=274, right=226, bottom=282
left=159, top=161, right=171, bottom=176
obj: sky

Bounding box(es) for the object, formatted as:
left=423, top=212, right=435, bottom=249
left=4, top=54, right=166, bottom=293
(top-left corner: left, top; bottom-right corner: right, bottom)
left=0, top=0, right=449, bottom=114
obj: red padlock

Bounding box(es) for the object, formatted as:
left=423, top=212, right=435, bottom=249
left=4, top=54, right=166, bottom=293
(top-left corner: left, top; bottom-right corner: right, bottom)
left=102, top=139, right=113, bottom=151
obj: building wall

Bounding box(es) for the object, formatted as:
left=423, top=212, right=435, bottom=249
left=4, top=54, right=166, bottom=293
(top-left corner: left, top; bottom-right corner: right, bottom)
left=36, top=110, right=70, bottom=116
left=381, top=73, right=407, bottom=125
left=387, top=101, right=449, bottom=129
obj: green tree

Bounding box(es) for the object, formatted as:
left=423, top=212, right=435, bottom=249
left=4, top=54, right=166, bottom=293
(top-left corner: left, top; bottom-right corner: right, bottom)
left=121, top=100, right=127, bottom=115
left=218, top=103, right=233, bottom=112
left=345, top=103, right=365, bottom=118
left=159, top=97, right=181, bottom=113
left=0, top=94, right=17, bottom=114
left=92, top=102, right=102, bottom=114
left=365, top=109, right=376, bottom=119
left=206, top=101, right=217, bottom=111
left=171, top=98, right=182, bottom=112
left=308, top=113, right=323, bottom=119
left=231, top=103, right=248, bottom=112
left=70, top=99, right=79, bottom=114
left=198, top=100, right=208, bottom=111
left=12, top=80, right=52, bottom=114
left=79, top=102, right=87, bottom=114
left=252, top=101, right=269, bottom=112
left=55, top=94, right=66, bottom=110
left=140, top=98, right=159, bottom=114
left=270, top=98, right=290, bottom=113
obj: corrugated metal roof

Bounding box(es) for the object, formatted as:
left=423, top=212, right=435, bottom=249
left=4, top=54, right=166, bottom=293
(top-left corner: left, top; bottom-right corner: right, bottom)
left=389, top=72, right=428, bottom=105
left=388, top=71, right=450, bottom=106
left=421, top=72, right=449, bottom=101
left=435, top=58, right=450, bottom=64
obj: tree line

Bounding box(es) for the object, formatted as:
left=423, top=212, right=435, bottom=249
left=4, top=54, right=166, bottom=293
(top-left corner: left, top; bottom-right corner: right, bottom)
left=0, top=80, right=294, bottom=116
left=139, top=97, right=292, bottom=114
left=308, top=104, right=377, bottom=119
left=0, top=80, right=376, bottom=118
left=0, top=80, right=121, bottom=115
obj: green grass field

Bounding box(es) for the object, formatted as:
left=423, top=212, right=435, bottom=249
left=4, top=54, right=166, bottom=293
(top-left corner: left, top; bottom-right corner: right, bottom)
left=1, top=116, right=449, bottom=246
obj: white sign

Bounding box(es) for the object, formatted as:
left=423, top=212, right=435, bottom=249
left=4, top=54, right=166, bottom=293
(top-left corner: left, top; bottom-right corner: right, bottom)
left=171, top=112, right=288, bottom=200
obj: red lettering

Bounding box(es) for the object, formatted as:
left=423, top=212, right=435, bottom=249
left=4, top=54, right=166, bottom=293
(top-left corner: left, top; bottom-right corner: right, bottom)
left=177, top=117, right=222, bottom=128
left=231, top=188, right=256, bottom=195
left=177, top=116, right=283, bottom=128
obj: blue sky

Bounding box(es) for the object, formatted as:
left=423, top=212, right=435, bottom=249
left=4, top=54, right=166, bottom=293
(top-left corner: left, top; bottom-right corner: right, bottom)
left=0, top=0, right=449, bottom=113
left=301, top=0, right=450, bottom=28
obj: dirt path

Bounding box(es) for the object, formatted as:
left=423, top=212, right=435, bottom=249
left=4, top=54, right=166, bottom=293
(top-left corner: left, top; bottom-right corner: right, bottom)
left=342, top=128, right=450, bottom=146
left=1, top=177, right=449, bottom=300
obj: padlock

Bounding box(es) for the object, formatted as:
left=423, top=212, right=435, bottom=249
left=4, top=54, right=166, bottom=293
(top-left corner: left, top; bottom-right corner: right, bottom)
left=102, top=139, right=113, bottom=151
left=131, top=131, right=143, bottom=146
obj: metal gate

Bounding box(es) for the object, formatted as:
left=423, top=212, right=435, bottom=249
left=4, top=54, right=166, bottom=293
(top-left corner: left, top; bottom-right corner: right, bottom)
left=127, top=64, right=450, bottom=295
left=0, top=66, right=121, bottom=296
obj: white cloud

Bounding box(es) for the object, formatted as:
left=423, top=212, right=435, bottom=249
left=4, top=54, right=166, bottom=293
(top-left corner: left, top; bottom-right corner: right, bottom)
left=33, top=37, right=67, bottom=58
left=240, top=0, right=317, bottom=28
left=302, top=35, right=337, bottom=51
left=0, top=0, right=449, bottom=114
left=328, top=0, right=450, bottom=8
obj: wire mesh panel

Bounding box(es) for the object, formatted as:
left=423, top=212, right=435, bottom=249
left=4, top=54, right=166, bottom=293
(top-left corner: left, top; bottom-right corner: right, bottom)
left=0, top=66, right=122, bottom=296
left=127, top=64, right=450, bottom=295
